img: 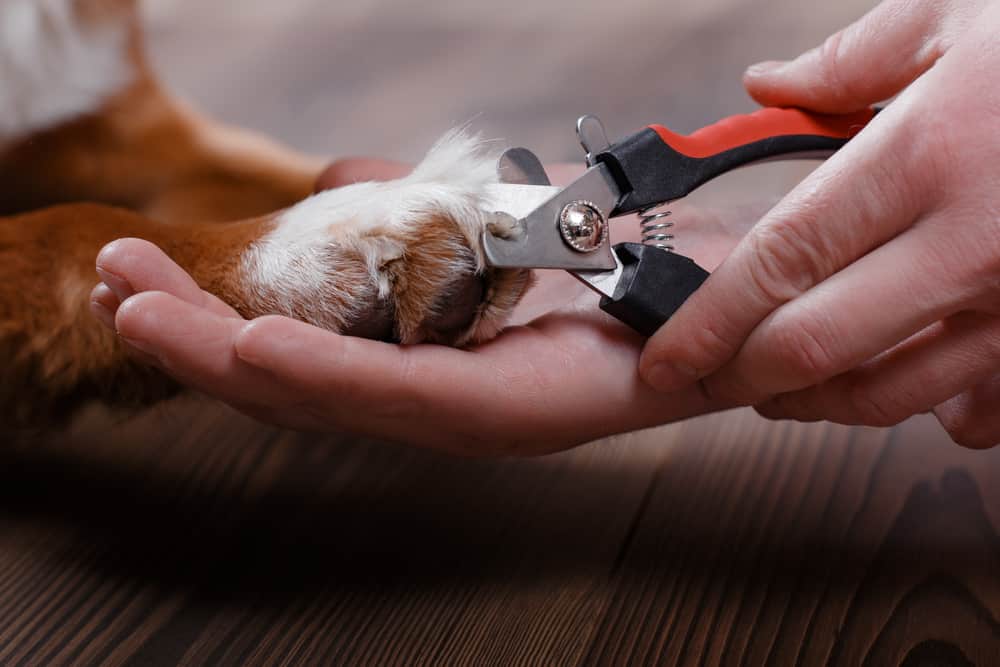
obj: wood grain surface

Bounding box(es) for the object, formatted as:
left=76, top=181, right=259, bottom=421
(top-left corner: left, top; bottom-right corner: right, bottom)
left=4, top=0, right=999, bottom=665
left=5, top=408, right=999, bottom=665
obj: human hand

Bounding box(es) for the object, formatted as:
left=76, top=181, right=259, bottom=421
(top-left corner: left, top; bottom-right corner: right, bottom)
left=638, top=0, right=1000, bottom=448
left=91, top=159, right=771, bottom=455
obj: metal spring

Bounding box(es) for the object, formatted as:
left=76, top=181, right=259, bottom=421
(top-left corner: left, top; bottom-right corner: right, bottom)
left=639, top=203, right=675, bottom=252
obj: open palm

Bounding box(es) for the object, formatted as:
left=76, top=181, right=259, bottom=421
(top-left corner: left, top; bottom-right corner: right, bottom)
left=94, top=159, right=803, bottom=455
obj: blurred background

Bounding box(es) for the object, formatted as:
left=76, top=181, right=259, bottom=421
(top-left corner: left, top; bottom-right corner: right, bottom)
left=142, top=0, right=877, bottom=163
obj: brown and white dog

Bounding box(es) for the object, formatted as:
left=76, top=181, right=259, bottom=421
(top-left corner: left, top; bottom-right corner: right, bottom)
left=0, top=0, right=531, bottom=427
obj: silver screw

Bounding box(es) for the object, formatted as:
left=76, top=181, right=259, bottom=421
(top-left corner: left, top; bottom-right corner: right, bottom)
left=559, top=200, right=607, bottom=253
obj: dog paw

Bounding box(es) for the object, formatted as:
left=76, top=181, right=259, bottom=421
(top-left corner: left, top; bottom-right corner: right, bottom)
left=237, top=130, right=532, bottom=345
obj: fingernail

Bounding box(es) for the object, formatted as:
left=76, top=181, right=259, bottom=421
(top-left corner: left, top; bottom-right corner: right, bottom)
left=90, top=299, right=116, bottom=330
left=96, top=267, right=135, bottom=302
left=745, top=60, right=788, bottom=77
left=643, top=361, right=698, bottom=393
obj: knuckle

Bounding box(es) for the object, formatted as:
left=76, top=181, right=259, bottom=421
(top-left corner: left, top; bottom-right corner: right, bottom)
left=754, top=401, right=784, bottom=421
left=745, top=218, right=833, bottom=307
left=934, top=401, right=1000, bottom=449
left=754, top=394, right=820, bottom=423
left=768, top=314, right=840, bottom=386
left=687, top=317, right=740, bottom=369
left=814, top=30, right=854, bottom=104
left=845, top=381, right=909, bottom=427
left=939, top=417, right=1000, bottom=449
left=944, top=219, right=1000, bottom=310
left=895, top=108, right=958, bottom=199
left=949, top=424, right=999, bottom=450
left=703, top=373, right=759, bottom=405
left=650, top=313, right=738, bottom=375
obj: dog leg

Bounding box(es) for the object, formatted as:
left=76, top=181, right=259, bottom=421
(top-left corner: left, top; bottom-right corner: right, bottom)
left=2, top=204, right=180, bottom=427
left=0, top=1, right=532, bottom=428
left=0, top=0, right=323, bottom=223
left=1, top=131, right=532, bottom=427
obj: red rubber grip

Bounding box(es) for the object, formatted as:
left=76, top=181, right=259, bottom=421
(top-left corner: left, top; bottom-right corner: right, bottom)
left=649, top=107, right=876, bottom=159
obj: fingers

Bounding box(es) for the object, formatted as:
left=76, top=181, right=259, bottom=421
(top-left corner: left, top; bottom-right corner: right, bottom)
left=934, top=375, right=1000, bottom=449
left=89, top=283, right=119, bottom=330
left=232, top=316, right=516, bottom=446
left=114, top=291, right=240, bottom=383
left=232, top=312, right=723, bottom=453
left=315, top=158, right=412, bottom=191
left=113, top=291, right=294, bottom=413
left=95, top=238, right=239, bottom=319
left=744, top=0, right=948, bottom=112
left=96, top=240, right=291, bottom=414
left=702, top=218, right=972, bottom=403
left=756, top=312, right=1000, bottom=427
left=112, top=289, right=461, bottom=438
left=639, top=106, right=927, bottom=394
left=103, top=276, right=722, bottom=454
left=235, top=315, right=427, bottom=410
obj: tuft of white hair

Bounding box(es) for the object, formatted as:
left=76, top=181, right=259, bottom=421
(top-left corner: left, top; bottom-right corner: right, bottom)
left=241, top=129, right=503, bottom=330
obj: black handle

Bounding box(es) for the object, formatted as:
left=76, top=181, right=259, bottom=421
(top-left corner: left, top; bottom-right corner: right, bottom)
left=599, top=243, right=710, bottom=337
left=596, top=107, right=876, bottom=215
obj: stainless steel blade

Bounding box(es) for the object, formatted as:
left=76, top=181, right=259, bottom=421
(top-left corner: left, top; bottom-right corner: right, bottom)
left=481, top=183, right=561, bottom=220
left=481, top=163, right=621, bottom=270
left=497, top=147, right=552, bottom=186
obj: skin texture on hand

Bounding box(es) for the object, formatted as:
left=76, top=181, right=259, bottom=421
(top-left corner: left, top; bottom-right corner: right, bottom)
left=638, top=0, right=1000, bottom=449
left=91, top=161, right=772, bottom=456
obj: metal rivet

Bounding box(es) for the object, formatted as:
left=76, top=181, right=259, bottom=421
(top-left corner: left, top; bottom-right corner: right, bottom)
left=559, top=200, right=607, bottom=253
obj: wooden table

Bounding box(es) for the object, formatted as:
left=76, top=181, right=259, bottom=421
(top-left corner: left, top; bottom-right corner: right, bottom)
left=3, top=1, right=998, bottom=664
left=4, top=407, right=998, bottom=665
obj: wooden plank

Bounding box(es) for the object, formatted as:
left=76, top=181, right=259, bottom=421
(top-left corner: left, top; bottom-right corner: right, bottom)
left=6, top=409, right=997, bottom=664
left=580, top=413, right=1000, bottom=665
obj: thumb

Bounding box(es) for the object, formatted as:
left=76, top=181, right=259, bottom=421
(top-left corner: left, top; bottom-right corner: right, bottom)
left=744, top=0, right=945, bottom=113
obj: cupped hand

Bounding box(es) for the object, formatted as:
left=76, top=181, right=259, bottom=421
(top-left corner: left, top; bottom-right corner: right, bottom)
left=638, top=0, right=1000, bottom=448
left=90, top=160, right=765, bottom=456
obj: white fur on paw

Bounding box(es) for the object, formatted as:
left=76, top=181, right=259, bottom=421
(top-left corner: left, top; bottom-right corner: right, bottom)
left=241, top=129, right=529, bottom=342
